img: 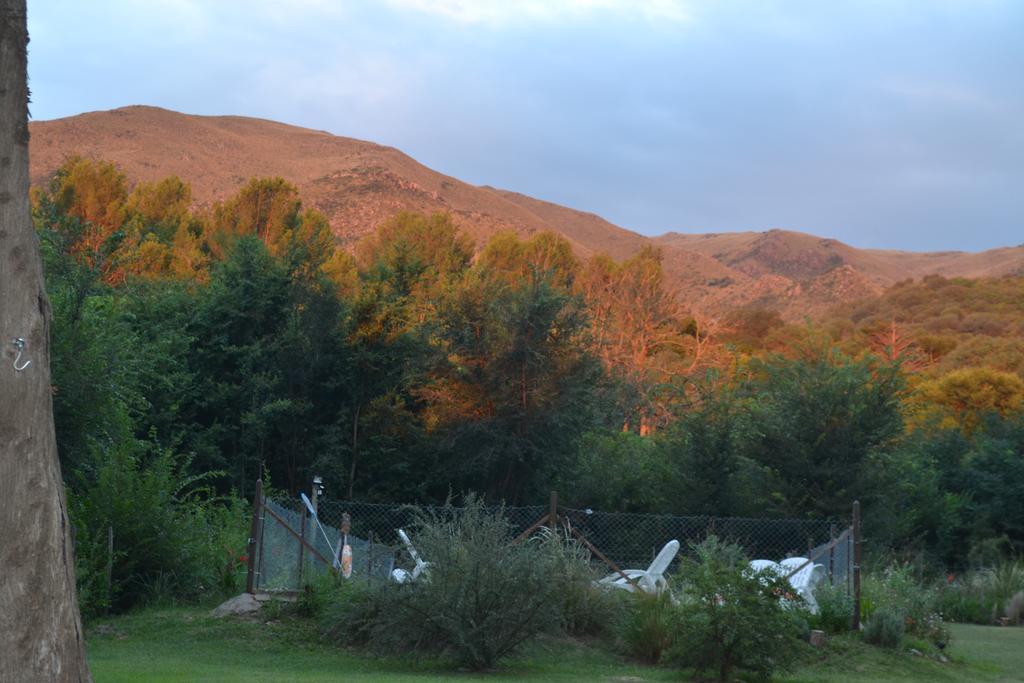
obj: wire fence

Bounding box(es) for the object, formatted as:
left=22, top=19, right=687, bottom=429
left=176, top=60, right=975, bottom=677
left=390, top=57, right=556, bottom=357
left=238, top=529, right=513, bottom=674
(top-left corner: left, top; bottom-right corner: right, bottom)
left=251, top=496, right=396, bottom=592
left=249, top=487, right=853, bottom=595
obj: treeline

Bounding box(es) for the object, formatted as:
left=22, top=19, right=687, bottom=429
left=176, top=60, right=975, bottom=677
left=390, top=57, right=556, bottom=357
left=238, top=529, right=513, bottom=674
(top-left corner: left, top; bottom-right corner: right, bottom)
left=38, top=157, right=1024, bottom=589
left=37, top=156, right=716, bottom=504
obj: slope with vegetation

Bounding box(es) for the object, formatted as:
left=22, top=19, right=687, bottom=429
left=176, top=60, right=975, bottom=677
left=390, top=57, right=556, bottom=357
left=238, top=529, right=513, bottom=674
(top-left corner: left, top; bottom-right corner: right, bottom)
left=33, top=153, right=1024, bottom=628
left=29, top=105, right=1024, bottom=320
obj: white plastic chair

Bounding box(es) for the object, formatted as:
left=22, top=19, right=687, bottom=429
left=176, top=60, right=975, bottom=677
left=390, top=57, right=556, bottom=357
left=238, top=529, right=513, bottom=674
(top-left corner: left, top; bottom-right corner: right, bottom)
left=747, top=557, right=826, bottom=614
left=779, top=557, right=826, bottom=613
left=390, top=528, right=429, bottom=584
left=597, top=539, right=680, bottom=595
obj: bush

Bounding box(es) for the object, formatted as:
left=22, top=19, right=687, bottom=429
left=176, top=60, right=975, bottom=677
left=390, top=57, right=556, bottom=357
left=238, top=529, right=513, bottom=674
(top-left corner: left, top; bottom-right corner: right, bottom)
left=862, top=564, right=949, bottom=650
left=621, top=592, right=675, bottom=664
left=314, top=576, right=379, bottom=643
left=296, top=573, right=348, bottom=619
left=863, top=608, right=905, bottom=648
left=862, top=564, right=932, bottom=629
left=538, top=528, right=620, bottom=637
left=935, top=579, right=992, bottom=624
left=937, top=560, right=1024, bottom=624
left=810, top=581, right=855, bottom=634
left=69, top=446, right=248, bottom=619
left=1006, top=591, right=1024, bottom=625
left=670, top=537, right=804, bottom=682
left=338, top=497, right=578, bottom=670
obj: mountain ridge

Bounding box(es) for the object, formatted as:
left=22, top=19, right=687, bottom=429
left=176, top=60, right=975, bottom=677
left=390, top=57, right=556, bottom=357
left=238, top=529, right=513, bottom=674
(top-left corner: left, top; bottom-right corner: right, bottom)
left=28, top=106, right=1024, bottom=318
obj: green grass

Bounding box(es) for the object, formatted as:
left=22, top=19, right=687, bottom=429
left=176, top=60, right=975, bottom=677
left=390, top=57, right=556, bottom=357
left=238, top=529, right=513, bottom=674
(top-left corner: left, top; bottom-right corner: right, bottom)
left=85, top=606, right=675, bottom=682
left=778, top=624, right=1024, bottom=683
left=946, top=624, right=1024, bottom=682
left=86, top=607, right=1024, bottom=682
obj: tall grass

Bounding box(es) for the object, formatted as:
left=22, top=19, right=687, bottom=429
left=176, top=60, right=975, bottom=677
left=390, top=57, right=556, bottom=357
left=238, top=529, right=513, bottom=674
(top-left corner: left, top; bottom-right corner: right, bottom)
left=937, top=560, right=1024, bottom=624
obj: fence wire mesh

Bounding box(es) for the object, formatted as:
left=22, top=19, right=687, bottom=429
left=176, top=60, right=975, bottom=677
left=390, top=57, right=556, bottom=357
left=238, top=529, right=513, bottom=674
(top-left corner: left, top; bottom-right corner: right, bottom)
left=558, top=506, right=840, bottom=573
left=252, top=495, right=851, bottom=593
left=253, top=497, right=396, bottom=592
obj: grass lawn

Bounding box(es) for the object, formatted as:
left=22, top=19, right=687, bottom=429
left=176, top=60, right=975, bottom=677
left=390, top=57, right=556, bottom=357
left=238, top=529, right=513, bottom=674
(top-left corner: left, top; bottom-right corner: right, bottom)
left=779, top=624, right=1024, bottom=683
left=86, top=606, right=1024, bottom=682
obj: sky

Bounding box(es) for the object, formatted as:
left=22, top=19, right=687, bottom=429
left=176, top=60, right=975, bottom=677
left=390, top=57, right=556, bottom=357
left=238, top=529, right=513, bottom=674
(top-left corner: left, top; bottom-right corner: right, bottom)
left=26, top=0, right=1024, bottom=252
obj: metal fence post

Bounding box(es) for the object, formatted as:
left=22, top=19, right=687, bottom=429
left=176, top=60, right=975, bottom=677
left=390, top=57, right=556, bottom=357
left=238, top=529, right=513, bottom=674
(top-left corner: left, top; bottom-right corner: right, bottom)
left=852, top=500, right=862, bottom=631
left=246, top=478, right=263, bottom=594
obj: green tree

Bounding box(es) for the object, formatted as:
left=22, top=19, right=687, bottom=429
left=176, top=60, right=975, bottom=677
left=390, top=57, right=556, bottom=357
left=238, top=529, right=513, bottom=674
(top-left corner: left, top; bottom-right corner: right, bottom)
left=44, top=155, right=129, bottom=257
left=577, top=247, right=692, bottom=433
left=915, top=367, right=1024, bottom=434
left=478, top=230, right=578, bottom=290
left=114, top=176, right=195, bottom=280
left=741, top=349, right=904, bottom=518
left=431, top=270, right=602, bottom=501
left=36, top=199, right=144, bottom=474
left=662, top=381, right=767, bottom=516
left=188, top=237, right=292, bottom=492
left=356, top=211, right=473, bottom=294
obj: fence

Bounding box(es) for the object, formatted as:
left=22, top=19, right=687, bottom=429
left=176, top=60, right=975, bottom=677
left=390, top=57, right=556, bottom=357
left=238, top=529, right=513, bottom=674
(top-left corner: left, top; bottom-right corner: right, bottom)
left=247, top=481, right=860, bottom=610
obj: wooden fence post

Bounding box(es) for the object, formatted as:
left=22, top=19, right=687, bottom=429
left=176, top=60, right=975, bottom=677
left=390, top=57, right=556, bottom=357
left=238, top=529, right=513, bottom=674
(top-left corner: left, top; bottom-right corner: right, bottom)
left=852, top=500, right=862, bottom=631
left=246, top=479, right=263, bottom=595
left=549, top=491, right=559, bottom=530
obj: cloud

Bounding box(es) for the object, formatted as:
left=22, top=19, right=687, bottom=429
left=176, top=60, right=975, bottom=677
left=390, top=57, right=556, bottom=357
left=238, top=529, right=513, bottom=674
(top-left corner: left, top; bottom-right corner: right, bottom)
left=387, top=0, right=692, bottom=25
left=876, top=78, right=1005, bottom=114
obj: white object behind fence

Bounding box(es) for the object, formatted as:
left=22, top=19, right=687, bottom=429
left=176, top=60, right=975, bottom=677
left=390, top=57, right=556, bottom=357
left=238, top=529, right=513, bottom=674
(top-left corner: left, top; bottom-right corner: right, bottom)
left=597, top=539, right=680, bottom=595
left=747, top=557, right=827, bottom=614
left=391, top=528, right=430, bottom=584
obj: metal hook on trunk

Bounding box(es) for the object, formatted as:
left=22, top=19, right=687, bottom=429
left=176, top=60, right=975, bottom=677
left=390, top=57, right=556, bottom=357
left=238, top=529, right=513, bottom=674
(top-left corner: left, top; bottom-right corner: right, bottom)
left=12, top=338, right=31, bottom=372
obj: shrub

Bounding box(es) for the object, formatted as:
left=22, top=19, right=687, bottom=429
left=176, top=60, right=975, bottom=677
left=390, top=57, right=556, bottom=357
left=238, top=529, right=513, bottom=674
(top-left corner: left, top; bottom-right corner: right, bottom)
left=1006, top=591, right=1024, bottom=625
left=935, top=560, right=1024, bottom=625
left=621, top=592, right=675, bottom=664
left=315, top=576, right=379, bottom=642
left=538, top=528, right=620, bottom=637
left=863, top=608, right=904, bottom=648
left=810, top=580, right=855, bottom=634
left=670, top=537, right=804, bottom=682
left=988, top=562, right=1024, bottom=612
left=69, top=446, right=248, bottom=619
left=341, top=497, right=576, bottom=670
left=863, top=564, right=949, bottom=650
left=296, top=573, right=347, bottom=619
left=935, top=579, right=991, bottom=624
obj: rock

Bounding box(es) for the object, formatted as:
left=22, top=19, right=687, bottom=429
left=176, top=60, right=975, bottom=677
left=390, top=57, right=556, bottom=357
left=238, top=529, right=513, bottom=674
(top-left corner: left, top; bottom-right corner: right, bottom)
left=910, top=648, right=923, bottom=657
left=809, top=630, right=827, bottom=647
left=212, top=592, right=262, bottom=618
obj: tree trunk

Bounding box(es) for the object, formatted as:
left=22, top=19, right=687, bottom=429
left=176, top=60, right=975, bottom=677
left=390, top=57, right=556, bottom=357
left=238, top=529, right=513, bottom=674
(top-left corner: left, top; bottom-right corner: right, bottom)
left=0, top=3, right=92, bottom=680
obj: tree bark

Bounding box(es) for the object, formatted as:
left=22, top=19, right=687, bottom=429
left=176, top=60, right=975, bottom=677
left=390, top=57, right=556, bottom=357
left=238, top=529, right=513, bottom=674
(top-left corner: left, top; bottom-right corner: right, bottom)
left=0, top=2, right=92, bottom=680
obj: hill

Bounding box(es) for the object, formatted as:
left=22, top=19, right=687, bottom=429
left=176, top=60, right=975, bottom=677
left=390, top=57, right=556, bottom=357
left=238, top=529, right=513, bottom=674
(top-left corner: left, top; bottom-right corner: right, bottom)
left=28, top=106, right=1024, bottom=318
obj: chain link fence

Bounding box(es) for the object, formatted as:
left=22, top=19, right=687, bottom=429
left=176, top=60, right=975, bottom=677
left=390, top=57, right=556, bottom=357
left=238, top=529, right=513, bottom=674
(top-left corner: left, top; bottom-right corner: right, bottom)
left=250, top=491, right=852, bottom=594
left=251, top=496, right=396, bottom=593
